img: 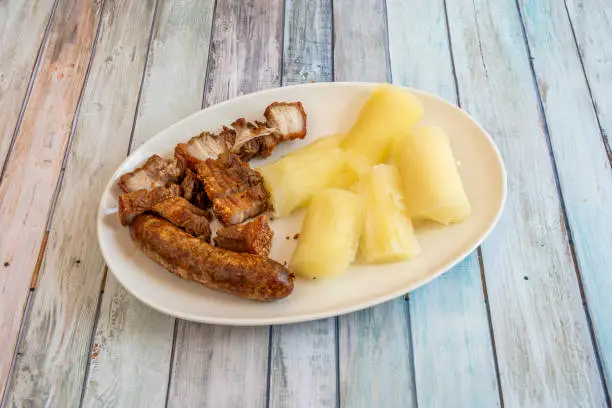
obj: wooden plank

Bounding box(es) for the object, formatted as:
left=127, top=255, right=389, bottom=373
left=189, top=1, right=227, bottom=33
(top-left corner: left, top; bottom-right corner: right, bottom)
left=282, top=0, right=332, bottom=85
left=0, top=0, right=103, bottom=399
left=518, top=0, right=612, bottom=394
left=333, top=1, right=415, bottom=407
left=564, top=0, right=612, bottom=161
left=269, top=3, right=336, bottom=406
left=166, top=1, right=283, bottom=406
left=386, top=1, right=501, bottom=406
left=4, top=0, right=159, bottom=406
left=0, top=0, right=56, bottom=170
left=446, top=0, right=607, bottom=405
left=80, top=1, right=215, bottom=406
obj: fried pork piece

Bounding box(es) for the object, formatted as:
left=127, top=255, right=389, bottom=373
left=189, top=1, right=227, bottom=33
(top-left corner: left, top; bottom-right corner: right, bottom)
left=230, top=119, right=279, bottom=160
left=214, top=215, right=273, bottom=256
left=196, top=153, right=270, bottom=225
left=152, top=197, right=212, bottom=241
left=118, top=184, right=182, bottom=226
left=118, top=155, right=185, bottom=193
left=175, top=129, right=234, bottom=168
left=264, top=102, right=307, bottom=141
left=181, top=169, right=211, bottom=212
left=130, top=215, right=293, bottom=301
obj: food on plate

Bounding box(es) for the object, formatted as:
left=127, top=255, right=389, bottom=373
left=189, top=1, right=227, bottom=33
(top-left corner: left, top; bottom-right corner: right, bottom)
left=118, top=154, right=185, bottom=193
left=290, top=189, right=364, bottom=279
left=286, top=133, right=345, bottom=158
left=118, top=184, right=182, bottom=226
left=341, top=84, right=423, bottom=164
left=196, top=153, right=270, bottom=225
left=130, top=215, right=294, bottom=301
left=152, top=196, right=212, bottom=241
left=214, top=215, right=273, bottom=256
left=393, top=125, right=471, bottom=224
left=357, top=165, right=420, bottom=263
left=258, top=148, right=346, bottom=217
left=175, top=102, right=307, bottom=165
left=181, top=169, right=210, bottom=210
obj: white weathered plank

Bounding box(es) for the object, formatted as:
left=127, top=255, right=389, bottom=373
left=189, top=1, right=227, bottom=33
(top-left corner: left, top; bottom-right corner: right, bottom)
left=446, top=0, right=607, bottom=405
left=80, top=1, right=215, bottom=406
left=519, top=0, right=612, bottom=393
left=5, top=0, right=159, bottom=406
left=0, top=0, right=56, bottom=169
left=386, top=0, right=500, bottom=406
left=333, top=1, right=415, bottom=406
left=0, top=0, right=102, bottom=399
left=167, top=1, right=283, bottom=406
left=267, top=2, right=336, bottom=408
left=564, top=0, right=612, bottom=161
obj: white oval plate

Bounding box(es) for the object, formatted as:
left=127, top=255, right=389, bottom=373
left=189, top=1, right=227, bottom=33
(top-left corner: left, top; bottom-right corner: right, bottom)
left=98, top=82, right=506, bottom=325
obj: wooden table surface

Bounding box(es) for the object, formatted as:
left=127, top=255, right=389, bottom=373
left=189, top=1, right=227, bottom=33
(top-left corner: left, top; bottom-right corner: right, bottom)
left=1, top=0, right=611, bottom=406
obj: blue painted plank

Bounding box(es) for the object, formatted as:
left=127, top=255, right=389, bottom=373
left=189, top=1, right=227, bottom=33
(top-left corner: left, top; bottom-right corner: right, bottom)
left=518, top=0, right=612, bottom=395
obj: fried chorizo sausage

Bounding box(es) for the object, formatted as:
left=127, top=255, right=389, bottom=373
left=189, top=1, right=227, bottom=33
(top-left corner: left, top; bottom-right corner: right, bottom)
left=130, top=214, right=293, bottom=301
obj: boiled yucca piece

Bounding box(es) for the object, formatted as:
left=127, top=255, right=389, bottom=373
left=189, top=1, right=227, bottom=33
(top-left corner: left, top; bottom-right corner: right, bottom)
left=286, top=133, right=345, bottom=157
left=341, top=84, right=424, bottom=164
left=358, top=165, right=420, bottom=263
left=393, top=126, right=471, bottom=225
left=258, top=148, right=346, bottom=217
left=290, top=189, right=364, bottom=279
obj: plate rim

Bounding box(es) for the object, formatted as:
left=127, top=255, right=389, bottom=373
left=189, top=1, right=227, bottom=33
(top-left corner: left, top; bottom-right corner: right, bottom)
left=97, top=81, right=508, bottom=326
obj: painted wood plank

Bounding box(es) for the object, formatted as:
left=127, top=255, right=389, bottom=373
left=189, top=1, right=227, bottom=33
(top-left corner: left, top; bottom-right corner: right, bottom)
left=166, top=1, right=283, bottom=406
left=518, top=0, right=612, bottom=395
left=333, top=1, right=415, bottom=407
left=80, top=1, right=215, bottom=406
left=0, top=0, right=56, bottom=169
left=446, top=0, right=607, bottom=405
left=4, top=0, right=159, bottom=406
left=386, top=1, right=500, bottom=406
left=268, top=2, right=336, bottom=407
left=0, top=0, right=103, bottom=399
left=564, top=0, right=612, bottom=161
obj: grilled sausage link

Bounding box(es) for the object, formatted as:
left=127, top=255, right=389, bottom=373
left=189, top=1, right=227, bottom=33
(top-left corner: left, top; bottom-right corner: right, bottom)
left=130, top=214, right=293, bottom=301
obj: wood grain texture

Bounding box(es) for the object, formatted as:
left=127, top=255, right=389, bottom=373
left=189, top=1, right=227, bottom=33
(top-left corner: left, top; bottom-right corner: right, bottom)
left=167, top=1, right=283, bottom=406
left=80, top=1, right=215, bottom=406
left=4, top=0, right=158, bottom=406
left=386, top=0, right=500, bottom=406
left=0, top=0, right=56, bottom=169
left=268, top=3, right=336, bottom=407
left=564, top=0, right=612, bottom=161
left=518, top=0, right=612, bottom=394
left=282, top=0, right=332, bottom=85
left=334, top=4, right=415, bottom=406
left=446, top=0, right=607, bottom=405
left=0, top=0, right=102, bottom=399
left=79, top=2, right=215, bottom=407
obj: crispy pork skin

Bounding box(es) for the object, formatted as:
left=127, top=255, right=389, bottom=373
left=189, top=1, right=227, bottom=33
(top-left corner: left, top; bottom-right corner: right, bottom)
left=130, top=215, right=293, bottom=301
left=214, top=215, right=273, bottom=256
left=152, top=197, right=212, bottom=241
left=118, top=184, right=182, bottom=226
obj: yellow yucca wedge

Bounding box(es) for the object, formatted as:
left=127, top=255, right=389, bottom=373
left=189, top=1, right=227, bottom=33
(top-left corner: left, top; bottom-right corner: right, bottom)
left=290, top=189, right=364, bottom=279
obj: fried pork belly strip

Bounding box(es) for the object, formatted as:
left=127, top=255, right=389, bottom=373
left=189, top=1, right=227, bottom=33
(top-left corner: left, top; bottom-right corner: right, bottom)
left=264, top=102, right=307, bottom=141
left=118, top=184, right=182, bottom=226
left=118, top=154, right=185, bottom=193
left=130, top=215, right=293, bottom=301
left=152, top=197, right=212, bottom=241
left=214, top=215, right=273, bottom=256
left=181, top=169, right=211, bottom=210
left=196, top=153, right=270, bottom=225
